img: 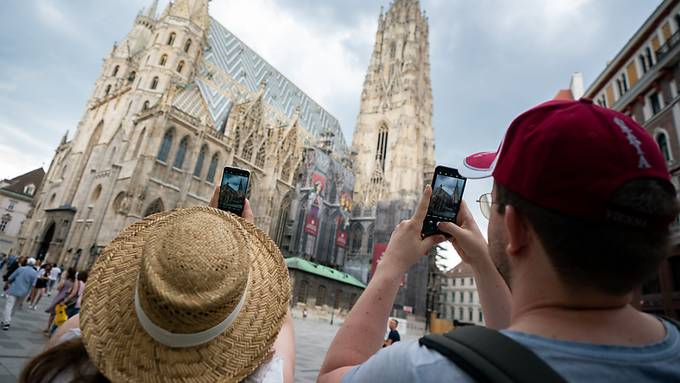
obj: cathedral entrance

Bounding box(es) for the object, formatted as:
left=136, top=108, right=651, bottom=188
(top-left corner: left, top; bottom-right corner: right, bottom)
left=36, top=222, right=55, bottom=261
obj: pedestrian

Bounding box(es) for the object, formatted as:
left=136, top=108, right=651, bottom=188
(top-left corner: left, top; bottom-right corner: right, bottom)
left=1, top=257, right=39, bottom=331
left=383, top=319, right=400, bottom=347
left=45, top=267, right=77, bottom=335
left=318, top=99, right=680, bottom=382
left=303, top=308, right=308, bottom=320
left=0, top=253, right=6, bottom=271
left=20, top=190, right=296, bottom=383
left=66, top=270, right=87, bottom=317
left=29, top=263, right=52, bottom=309
left=47, top=263, right=61, bottom=296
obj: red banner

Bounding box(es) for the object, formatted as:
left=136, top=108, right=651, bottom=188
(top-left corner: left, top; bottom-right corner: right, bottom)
left=370, top=243, right=388, bottom=277
left=304, top=213, right=319, bottom=236
left=335, top=216, right=348, bottom=248
left=311, top=172, right=326, bottom=193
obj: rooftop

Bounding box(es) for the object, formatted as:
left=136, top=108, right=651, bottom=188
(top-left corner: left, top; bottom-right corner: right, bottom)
left=0, top=168, right=44, bottom=200
left=285, top=257, right=366, bottom=289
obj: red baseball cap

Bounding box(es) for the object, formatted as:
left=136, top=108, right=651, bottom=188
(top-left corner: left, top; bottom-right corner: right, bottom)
left=460, top=98, right=674, bottom=221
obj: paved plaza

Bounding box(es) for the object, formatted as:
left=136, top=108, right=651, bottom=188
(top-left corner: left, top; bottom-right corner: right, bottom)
left=0, top=293, right=418, bottom=382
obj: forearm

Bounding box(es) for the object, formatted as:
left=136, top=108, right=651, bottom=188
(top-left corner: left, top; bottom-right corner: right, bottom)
left=319, top=262, right=402, bottom=378
left=469, top=256, right=512, bottom=329
left=273, top=310, right=295, bottom=383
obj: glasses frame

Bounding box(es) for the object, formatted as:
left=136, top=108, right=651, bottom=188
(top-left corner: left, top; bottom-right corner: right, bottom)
left=476, top=193, right=494, bottom=219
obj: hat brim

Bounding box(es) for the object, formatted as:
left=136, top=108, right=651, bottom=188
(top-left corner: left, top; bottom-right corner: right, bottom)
left=80, top=207, right=290, bottom=383
left=459, top=151, right=498, bottom=179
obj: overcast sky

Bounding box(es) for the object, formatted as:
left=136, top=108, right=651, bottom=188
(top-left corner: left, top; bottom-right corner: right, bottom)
left=0, top=0, right=661, bottom=268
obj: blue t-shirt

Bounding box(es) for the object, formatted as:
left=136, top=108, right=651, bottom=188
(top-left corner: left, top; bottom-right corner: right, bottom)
left=343, top=319, right=680, bottom=382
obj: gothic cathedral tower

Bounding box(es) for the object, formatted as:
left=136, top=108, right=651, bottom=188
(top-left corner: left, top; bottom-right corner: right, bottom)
left=352, top=0, right=435, bottom=208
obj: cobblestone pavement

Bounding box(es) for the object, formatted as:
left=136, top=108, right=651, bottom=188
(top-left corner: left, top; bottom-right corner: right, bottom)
left=0, top=294, right=416, bottom=383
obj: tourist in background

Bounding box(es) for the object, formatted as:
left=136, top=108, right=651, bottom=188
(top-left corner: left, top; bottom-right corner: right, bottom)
left=1, top=257, right=38, bottom=331
left=47, top=263, right=61, bottom=297
left=383, top=319, right=400, bottom=347
left=28, top=263, right=52, bottom=309
left=44, top=267, right=76, bottom=335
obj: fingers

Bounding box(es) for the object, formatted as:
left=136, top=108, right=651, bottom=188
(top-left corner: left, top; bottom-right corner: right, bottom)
left=209, top=187, right=219, bottom=208
left=242, top=199, right=255, bottom=224
left=437, top=221, right=462, bottom=237
left=457, top=200, right=473, bottom=225
left=423, top=235, right=447, bottom=249
left=412, top=185, right=432, bottom=223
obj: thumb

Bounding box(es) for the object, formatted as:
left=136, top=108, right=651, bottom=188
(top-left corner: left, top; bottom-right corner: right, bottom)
left=422, top=235, right=447, bottom=250
left=437, top=221, right=464, bottom=238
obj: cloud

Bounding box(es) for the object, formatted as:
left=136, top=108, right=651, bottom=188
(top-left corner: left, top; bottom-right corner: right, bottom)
left=33, top=0, right=97, bottom=48
left=210, top=0, right=375, bottom=137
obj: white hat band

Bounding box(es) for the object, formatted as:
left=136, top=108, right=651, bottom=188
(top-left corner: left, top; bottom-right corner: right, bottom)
left=134, top=275, right=250, bottom=348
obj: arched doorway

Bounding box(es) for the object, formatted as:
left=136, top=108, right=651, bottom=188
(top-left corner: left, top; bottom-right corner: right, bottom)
left=144, top=198, right=165, bottom=217
left=36, top=222, right=55, bottom=261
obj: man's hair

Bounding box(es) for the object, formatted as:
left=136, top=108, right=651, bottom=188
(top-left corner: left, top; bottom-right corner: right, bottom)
left=496, top=179, right=678, bottom=295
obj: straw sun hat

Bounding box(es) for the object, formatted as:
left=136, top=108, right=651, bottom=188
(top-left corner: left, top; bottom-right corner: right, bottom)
left=80, top=207, right=290, bottom=382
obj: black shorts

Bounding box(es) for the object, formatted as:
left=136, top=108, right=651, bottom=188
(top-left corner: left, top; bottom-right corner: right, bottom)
left=35, top=279, right=48, bottom=289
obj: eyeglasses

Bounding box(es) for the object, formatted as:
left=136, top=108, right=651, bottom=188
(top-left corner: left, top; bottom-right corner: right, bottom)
left=476, top=193, right=494, bottom=219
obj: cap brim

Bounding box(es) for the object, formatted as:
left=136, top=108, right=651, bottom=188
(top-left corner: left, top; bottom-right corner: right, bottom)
left=459, top=151, right=497, bottom=179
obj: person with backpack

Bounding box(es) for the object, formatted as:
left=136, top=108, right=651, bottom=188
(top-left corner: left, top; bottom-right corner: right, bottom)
left=318, top=99, right=680, bottom=382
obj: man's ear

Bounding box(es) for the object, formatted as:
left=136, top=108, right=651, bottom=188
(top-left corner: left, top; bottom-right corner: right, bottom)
left=504, top=205, right=529, bottom=257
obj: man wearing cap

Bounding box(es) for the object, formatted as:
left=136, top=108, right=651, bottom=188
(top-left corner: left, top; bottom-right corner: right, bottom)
left=2, top=257, right=38, bottom=330
left=319, top=99, right=680, bottom=382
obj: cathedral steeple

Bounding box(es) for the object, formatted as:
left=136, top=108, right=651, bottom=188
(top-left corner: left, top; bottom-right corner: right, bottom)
left=351, top=0, right=434, bottom=207
left=145, top=0, right=159, bottom=19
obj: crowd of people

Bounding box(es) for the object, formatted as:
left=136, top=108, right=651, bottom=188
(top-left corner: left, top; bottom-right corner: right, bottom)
left=4, top=99, right=680, bottom=382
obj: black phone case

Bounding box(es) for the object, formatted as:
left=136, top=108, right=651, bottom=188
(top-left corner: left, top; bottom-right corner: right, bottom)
left=218, top=167, right=250, bottom=216
left=422, top=166, right=466, bottom=238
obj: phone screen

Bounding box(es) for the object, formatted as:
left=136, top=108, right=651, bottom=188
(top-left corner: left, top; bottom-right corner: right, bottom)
left=422, top=166, right=467, bottom=237
left=218, top=167, right=250, bottom=216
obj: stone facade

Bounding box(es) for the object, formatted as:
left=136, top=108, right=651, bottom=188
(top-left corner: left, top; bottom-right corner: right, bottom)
left=345, top=0, right=436, bottom=319
left=18, top=0, right=352, bottom=270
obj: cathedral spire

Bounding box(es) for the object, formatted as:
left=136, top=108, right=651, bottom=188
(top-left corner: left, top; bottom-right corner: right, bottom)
left=145, top=0, right=159, bottom=19
left=162, top=0, right=210, bottom=30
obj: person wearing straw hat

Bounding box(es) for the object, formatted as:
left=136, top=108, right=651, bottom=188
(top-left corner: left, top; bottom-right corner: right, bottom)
left=20, top=189, right=295, bottom=383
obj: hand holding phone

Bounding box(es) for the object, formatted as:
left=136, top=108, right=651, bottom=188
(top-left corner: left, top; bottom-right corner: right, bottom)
left=218, top=166, right=251, bottom=216
left=421, top=166, right=467, bottom=237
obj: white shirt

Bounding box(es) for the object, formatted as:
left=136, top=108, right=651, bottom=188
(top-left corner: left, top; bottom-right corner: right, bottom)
left=49, top=267, right=61, bottom=281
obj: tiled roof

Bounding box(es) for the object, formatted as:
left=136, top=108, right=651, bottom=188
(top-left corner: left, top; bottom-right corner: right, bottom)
left=181, top=17, right=349, bottom=154
left=446, top=261, right=473, bottom=277
left=0, top=168, right=44, bottom=198
left=286, top=257, right=366, bottom=289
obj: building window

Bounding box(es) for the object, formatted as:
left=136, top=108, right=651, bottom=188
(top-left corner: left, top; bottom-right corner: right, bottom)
left=0, top=215, right=9, bottom=232
left=157, top=128, right=174, bottom=162
left=351, top=224, right=363, bottom=253
left=334, top=289, right=342, bottom=309
left=105, top=84, right=111, bottom=96
left=375, top=124, right=388, bottom=172
left=366, top=225, right=374, bottom=252
left=184, top=39, right=192, bottom=53
left=646, top=47, right=654, bottom=68
left=596, top=95, right=607, bottom=108
left=298, top=280, right=309, bottom=303
left=649, top=92, right=662, bottom=115
left=194, top=144, right=207, bottom=177
left=255, top=145, right=266, bottom=168
left=389, top=42, right=396, bottom=59
left=469, top=277, right=474, bottom=285
left=112, top=65, right=119, bottom=77
left=207, top=153, right=219, bottom=183
left=144, top=198, right=164, bottom=217
left=622, top=74, right=629, bottom=92
left=150, top=76, right=159, bottom=90
left=177, top=60, right=185, bottom=73
left=143, top=100, right=150, bottom=111
left=167, top=32, right=176, bottom=46
left=468, top=308, right=473, bottom=321
left=23, top=184, right=35, bottom=196
left=468, top=291, right=473, bottom=303
left=458, top=307, right=463, bottom=320
left=173, top=136, right=190, bottom=169
left=159, top=54, right=168, bottom=66
left=639, top=54, right=648, bottom=74
left=479, top=310, right=483, bottom=323
left=128, top=71, right=136, bottom=83
left=241, top=137, right=254, bottom=161
left=91, top=185, right=102, bottom=202
left=656, top=131, right=671, bottom=161
left=7, top=201, right=16, bottom=211
left=452, top=278, right=456, bottom=286
left=316, top=285, right=327, bottom=306
left=133, top=128, right=146, bottom=158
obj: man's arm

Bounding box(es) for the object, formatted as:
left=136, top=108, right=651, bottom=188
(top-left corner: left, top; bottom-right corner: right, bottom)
left=318, top=186, right=445, bottom=383
left=438, top=201, right=512, bottom=329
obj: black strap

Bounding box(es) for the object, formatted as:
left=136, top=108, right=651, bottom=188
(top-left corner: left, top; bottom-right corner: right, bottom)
left=659, top=315, right=680, bottom=330
left=419, top=326, right=567, bottom=383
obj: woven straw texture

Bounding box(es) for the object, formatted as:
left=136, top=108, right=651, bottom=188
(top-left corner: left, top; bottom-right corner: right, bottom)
left=80, top=207, right=290, bottom=383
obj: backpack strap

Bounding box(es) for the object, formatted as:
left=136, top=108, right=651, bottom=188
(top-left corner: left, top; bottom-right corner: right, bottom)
left=658, top=315, right=680, bottom=330
left=419, top=326, right=567, bottom=383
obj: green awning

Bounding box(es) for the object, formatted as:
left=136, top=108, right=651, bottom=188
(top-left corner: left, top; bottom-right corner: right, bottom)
left=285, top=257, right=366, bottom=289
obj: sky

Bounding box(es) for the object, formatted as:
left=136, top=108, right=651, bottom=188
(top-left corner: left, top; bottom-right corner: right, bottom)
left=0, top=0, right=662, bottom=269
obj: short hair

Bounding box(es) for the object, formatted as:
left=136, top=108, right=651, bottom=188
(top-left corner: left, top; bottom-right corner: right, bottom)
left=496, top=179, right=678, bottom=295
left=391, top=319, right=398, bottom=325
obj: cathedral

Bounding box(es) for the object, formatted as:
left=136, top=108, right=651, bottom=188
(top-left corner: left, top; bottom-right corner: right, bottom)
left=18, top=0, right=435, bottom=319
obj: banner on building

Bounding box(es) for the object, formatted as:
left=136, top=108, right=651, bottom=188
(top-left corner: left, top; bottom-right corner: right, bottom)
left=304, top=213, right=319, bottom=236
left=370, top=243, right=388, bottom=277
left=311, top=172, right=326, bottom=193
left=335, top=216, right=348, bottom=248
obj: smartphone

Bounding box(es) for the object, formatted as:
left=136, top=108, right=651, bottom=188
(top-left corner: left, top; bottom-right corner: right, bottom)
left=218, top=166, right=250, bottom=216
left=421, top=166, right=467, bottom=237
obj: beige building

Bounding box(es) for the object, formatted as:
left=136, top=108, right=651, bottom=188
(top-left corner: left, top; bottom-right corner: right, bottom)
left=439, top=262, right=484, bottom=326
left=0, top=169, right=44, bottom=256
left=345, top=0, right=436, bottom=319
left=18, top=0, right=351, bottom=269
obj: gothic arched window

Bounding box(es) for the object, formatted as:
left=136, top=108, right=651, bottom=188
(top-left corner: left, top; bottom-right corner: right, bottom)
left=389, top=42, right=396, bottom=59
left=316, top=285, right=327, bottom=307
left=143, top=100, right=150, bottom=111
left=133, top=128, right=146, bottom=159
left=656, top=131, right=672, bottom=161
left=298, top=280, right=309, bottom=303
left=105, top=84, right=111, bottom=96
left=207, top=153, right=219, bottom=183
left=351, top=224, right=364, bottom=254
left=255, top=144, right=266, bottom=168
left=375, top=124, right=388, bottom=172
left=157, top=128, right=174, bottom=162
left=281, top=156, right=293, bottom=183
left=90, top=184, right=102, bottom=202
left=144, top=198, right=164, bottom=217
left=177, top=60, right=185, bottom=74
left=167, top=32, right=176, bottom=46
left=128, top=71, right=136, bottom=83
left=194, top=144, right=207, bottom=177
left=159, top=54, right=168, bottom=66
left=242, top=137, right=254, bottom=161
left=150, top=76, right=159, bottom=90
left=233, top=127, right=241, bottom=153
left=184, top=39, right=192, bottom=53
left=366, top=224, right=374, bottom=253
left=173, top=136, right=190, bottom=169
left=112, top=65, right=119, bottom=77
